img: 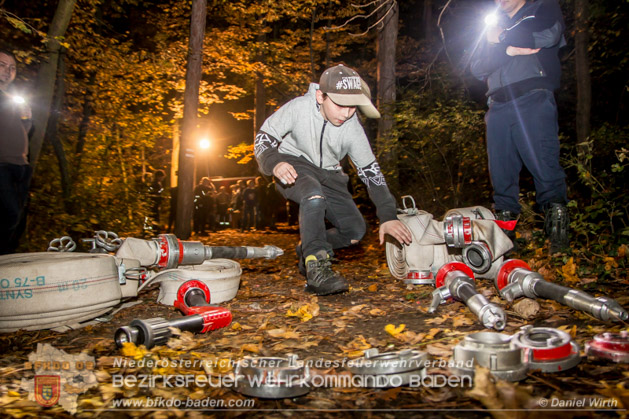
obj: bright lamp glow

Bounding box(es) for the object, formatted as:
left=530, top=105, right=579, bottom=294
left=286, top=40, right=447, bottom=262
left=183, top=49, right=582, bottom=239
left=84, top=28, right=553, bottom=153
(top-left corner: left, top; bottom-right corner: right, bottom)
left=12, top=95, right=25, bottom=105
left=199, top=138, right=210, bottom=149
left=484, top=13, right=498, bottom=27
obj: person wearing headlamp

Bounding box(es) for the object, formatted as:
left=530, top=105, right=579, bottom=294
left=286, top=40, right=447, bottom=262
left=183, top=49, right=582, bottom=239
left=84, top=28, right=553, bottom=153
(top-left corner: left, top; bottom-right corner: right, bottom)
left=470, top=0, right=569, bottom=253
left=0, top=48, right=32, bottom=254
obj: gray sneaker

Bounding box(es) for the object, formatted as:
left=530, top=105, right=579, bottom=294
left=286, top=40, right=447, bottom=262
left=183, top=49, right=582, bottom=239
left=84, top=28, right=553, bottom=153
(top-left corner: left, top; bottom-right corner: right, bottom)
left=304, top=250, right=349, bottom=296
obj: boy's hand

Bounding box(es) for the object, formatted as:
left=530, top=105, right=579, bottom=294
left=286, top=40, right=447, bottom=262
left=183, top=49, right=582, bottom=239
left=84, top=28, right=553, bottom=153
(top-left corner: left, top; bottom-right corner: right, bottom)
left=379, top=220, right=412, bottom=246
left=273, top=162, right=298, bottom=185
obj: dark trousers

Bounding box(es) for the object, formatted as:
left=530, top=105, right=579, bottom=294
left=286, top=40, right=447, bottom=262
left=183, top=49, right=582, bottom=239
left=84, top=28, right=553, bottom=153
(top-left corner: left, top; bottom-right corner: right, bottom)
left=0, top=163, right=32, bottom=254
left=486, top=89, right=567, bottom=214
left=276, top=155, right=366, bottom=258
left=242, top=205, right=255, bottom=231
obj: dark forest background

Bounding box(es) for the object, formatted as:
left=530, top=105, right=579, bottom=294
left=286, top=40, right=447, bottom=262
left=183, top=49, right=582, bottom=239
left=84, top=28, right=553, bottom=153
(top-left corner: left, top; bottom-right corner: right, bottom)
left=0, top=0, right=627, bottom=258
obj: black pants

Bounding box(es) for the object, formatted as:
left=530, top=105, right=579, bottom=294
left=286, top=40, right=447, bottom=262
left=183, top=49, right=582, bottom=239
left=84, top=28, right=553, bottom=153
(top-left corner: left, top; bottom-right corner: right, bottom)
left=275, top=155, right=366, bottom=258
left=486, top=89, right=567, bottom=214
left=0, top=163, right=32, bottom=254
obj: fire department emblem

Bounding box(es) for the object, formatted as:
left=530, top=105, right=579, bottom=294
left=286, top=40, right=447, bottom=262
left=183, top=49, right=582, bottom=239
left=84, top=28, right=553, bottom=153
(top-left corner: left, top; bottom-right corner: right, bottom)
left=34, top=375, right=60, bottom=407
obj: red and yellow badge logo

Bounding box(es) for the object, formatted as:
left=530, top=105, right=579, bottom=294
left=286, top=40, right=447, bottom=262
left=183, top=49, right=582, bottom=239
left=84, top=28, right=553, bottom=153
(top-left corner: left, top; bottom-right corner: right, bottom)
left=34, top=375, right=60, bottom=407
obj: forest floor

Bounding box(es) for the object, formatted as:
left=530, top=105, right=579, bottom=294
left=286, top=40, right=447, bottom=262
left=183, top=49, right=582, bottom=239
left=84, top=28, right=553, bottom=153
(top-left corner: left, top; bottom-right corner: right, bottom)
left=0, top=222, right=628, bottom=418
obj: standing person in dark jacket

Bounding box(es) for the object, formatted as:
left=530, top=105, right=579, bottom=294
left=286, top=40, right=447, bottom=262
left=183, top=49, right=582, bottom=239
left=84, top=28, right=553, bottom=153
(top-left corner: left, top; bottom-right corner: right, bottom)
left=470, top=0, right=569, bottom=253
left=0, top=49, right=32, bottom=254
left=254, top=64, right=412, bottom=296
left=241, top=180, right=257, bottom=232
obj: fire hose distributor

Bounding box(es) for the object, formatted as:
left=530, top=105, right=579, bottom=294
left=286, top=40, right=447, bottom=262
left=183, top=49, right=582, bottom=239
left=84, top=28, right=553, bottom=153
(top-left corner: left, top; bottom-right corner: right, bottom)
left=496, top=259, right=629, bottom=322
left=429, top=262, right=507, bottom=331
left=585, top=331, right=629, bottom=363
left=155, top=234, right=283, bottom=269
left=233, top=355, right=311, bottom=399
left=114, top=280, right=232, bottom=349
left=451, top=331, right=528, bottom=381
left=511, top=326, right=580, bottom=372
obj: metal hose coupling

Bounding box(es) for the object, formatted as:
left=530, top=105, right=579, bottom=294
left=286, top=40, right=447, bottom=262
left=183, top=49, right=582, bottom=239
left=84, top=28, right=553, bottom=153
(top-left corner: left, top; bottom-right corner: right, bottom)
left=154, top=234, right=284, bottom=268
left=348, top=348, right=429, bottom=388
left=451, top=331, right=528, bottom=382
left=429, top=262, right=507, bottom=331
left=233, top=355, right=310, bottom=399
left=585, top=331, right=629, bottom=363
left=496, top=259, right=629, bottom=322
left=511, top=326, right=580, bottom=372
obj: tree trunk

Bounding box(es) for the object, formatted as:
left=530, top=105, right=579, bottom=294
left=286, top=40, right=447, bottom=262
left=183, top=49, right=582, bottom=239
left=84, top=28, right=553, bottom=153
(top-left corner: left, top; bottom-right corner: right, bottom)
left=254, top=33, right=266, bottom=134
left=175, top=0, right=207, bottom=239
left=376, top=0, right=399, bottom=193
left=44, top=48, right=71, bottom=206
left=423, top=0, right=433, bottom=41
left=74, top=73, right=95, bottom=183
left=575, top=0, right=591, bottom=163
left=29, top=0, right=77, bottom=169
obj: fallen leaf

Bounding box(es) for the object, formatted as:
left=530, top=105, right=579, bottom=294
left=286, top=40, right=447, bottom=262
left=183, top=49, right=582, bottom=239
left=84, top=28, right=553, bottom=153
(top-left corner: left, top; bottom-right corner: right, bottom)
left=557, top=324, right=577, bottom=338
left=369, top=308, right=386, bottom=316
left=120, top=342, right=148, bottom=360
left=368, top=284, right=378, bottom=292
left=512, top=298, right=540, bottom=319
left=286, top=302, right=319, bottom=322
left=241, top=344, right=261, bottom=354
left=385, top=324, right=406, bottom=337
left=560, top=257, right=580, bottom=283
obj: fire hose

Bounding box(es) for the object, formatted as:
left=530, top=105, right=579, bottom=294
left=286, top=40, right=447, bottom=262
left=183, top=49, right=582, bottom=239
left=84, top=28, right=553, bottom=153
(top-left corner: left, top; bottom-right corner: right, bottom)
left=385, top=197, right=513, bottom=284
left=115, top=280, right=232, bottom=349
left=496, top=259, right=628, bottom=322
left=0, top=233, right=281, bottom=332
left=429, top=262, right=507, bottom=330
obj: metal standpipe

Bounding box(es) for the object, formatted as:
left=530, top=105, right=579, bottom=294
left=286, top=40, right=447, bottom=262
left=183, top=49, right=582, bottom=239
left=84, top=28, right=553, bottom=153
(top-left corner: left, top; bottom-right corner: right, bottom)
left=156, top=234, right=284, bottom=269
left=496, top=259, right=629, bottom=322
left=429, top=262, right=507, bottom=331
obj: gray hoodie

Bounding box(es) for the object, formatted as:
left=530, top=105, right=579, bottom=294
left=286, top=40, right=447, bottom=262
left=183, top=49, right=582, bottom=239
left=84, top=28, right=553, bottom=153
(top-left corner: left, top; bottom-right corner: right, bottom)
left=254, top=83, right=397, bottom=223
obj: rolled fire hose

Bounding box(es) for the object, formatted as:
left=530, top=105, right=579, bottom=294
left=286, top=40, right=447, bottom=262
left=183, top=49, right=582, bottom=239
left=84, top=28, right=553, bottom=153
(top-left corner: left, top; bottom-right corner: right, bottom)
left=496, top=259, right=628, bottom=322
left=0, top=234, right=282, bottom=332
left=429, top=262, right=506, bottom=330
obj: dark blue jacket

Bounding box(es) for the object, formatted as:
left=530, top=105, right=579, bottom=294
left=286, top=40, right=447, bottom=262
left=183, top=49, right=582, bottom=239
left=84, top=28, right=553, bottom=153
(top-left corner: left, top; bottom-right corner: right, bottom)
left=471, top=0, right=566, bottom=101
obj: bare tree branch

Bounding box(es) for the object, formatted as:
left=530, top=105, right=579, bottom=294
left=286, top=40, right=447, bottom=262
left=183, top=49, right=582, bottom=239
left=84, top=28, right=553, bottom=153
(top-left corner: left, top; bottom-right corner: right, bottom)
left=324, top=0, right=396, bottom=38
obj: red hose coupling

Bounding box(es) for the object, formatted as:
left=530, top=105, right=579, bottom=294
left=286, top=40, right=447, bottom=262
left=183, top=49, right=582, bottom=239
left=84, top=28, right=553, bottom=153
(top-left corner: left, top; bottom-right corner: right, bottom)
left=495, top=259, right=531, bottom=290
left=585, top=331, right=629, bottom=363
left=435, top=262, right=475, bottom=288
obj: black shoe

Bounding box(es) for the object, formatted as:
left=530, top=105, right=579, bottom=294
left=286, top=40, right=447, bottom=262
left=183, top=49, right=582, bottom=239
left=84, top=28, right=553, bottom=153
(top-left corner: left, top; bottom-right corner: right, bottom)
left=296, top=243, right=306, bottom=275
left=544, top=203, right=569, bottom=253
left=304, top=250, right=349, bottom=296
left=495, top=210, right=518, bottom=252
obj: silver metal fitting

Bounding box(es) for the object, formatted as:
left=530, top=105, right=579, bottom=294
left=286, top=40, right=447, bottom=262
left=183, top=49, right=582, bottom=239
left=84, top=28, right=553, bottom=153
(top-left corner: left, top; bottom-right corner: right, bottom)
left=443, top=214, right=472, bottom=248
left=348, top=349, right=428, bottom=388
left=511, top=326, right=580, bottom=372
left=47, top=236, right=77, bottom=252
left=404, top=270, right=435, bottom=286
left=462, top=241, right=492, bottom=274
left=233, top=355, right=310, bottom=399
left=450, top=331, right=528, bottom=381
left=400, top=195, right=419, bottom=215
left=585, top=331, right=629, bottom=363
